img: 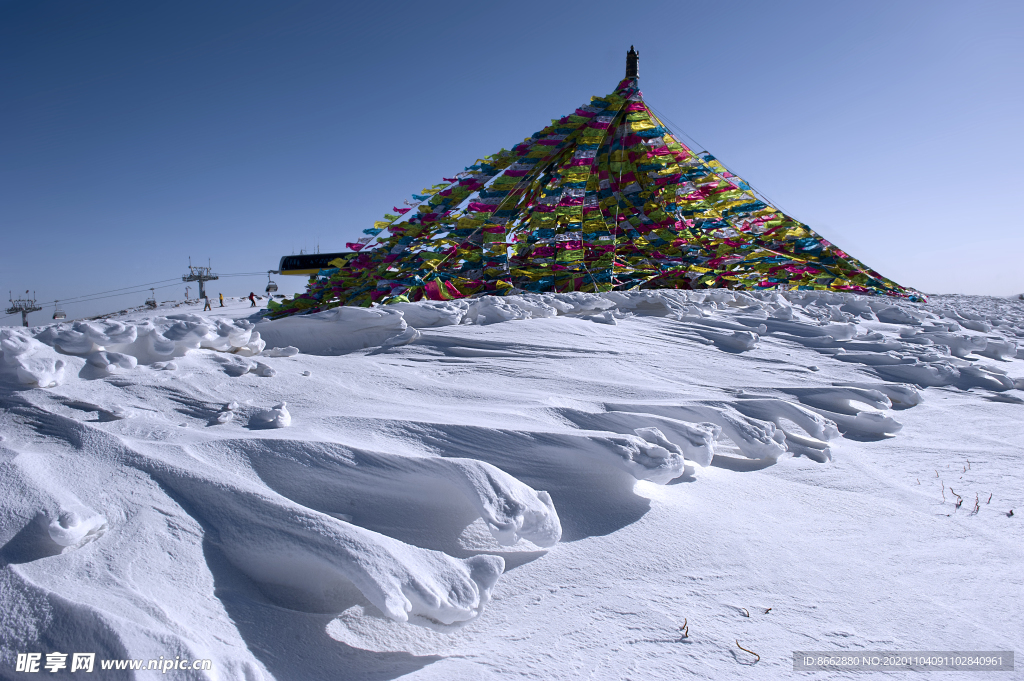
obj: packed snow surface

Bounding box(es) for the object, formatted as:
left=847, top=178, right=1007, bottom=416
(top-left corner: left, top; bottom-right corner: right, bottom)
left=1, top=290, right=1022, bottom=679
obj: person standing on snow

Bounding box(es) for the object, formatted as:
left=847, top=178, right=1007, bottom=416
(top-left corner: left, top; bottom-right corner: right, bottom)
left=219, top=293, right=224, bottom=307
left=203, top=296, right=212, bottom=311
left=249, top=292, right=256, bottom=307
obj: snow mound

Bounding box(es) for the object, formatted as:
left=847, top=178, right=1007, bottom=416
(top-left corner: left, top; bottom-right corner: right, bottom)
left=47, top=507, right=107, bottom=548
left=0, top=328, right=69, bottom=387
left=250, top=402, right=291, bottom=428
left=257, top=306, right=406, bottom=355
left=388, top=301, right=467, bottom=328
left=696, top=328, right=760, bottom=352
left=262, top=346, right=299, bottom=357
left=607, top=403, right=790, bottom=461
left=874, top=361, right=961, bottom=387
left=36, top=315, right=266, bottom=362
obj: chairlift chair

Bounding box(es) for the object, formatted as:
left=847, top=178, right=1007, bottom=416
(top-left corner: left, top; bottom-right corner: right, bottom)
left=146, top=288, right=158, bottom=309
left=266, top=272, right=279, bottom=294
left=52, top=301, right=66, bottom=320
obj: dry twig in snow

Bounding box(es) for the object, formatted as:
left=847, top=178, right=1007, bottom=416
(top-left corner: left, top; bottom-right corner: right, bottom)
left=736, top=640, right=760, bottom=663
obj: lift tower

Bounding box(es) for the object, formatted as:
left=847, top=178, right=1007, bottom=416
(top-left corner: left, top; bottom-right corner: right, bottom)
left=182, top=258, right=219, bottom=301
left=7, top=291, right=42, bottom=327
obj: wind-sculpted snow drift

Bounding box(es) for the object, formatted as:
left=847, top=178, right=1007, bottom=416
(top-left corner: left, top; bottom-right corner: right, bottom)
left=1, top=290, right=1022, bottom=679
left=2, top=315, right=267, bottom=387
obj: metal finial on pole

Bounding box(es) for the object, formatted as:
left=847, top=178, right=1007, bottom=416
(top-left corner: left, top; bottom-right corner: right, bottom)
left=626, top=45, right=639, bottom=79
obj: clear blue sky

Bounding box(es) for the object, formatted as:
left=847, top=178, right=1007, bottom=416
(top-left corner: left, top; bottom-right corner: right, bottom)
left=2, top=0, right=1021, bottom=324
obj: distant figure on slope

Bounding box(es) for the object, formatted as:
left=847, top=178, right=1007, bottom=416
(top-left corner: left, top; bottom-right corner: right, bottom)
left=203, top=296, right=212, bottom=311
left=219, top=293, right=224, bottom=307
left=249, top=292, right=256, bottom=307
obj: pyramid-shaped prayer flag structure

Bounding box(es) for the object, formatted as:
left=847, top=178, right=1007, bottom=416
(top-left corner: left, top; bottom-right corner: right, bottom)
left=269, top=48, right=919, bottom=317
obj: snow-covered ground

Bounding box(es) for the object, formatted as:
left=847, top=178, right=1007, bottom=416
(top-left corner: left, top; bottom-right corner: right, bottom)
left=1, top=290, right=1021, bottom=680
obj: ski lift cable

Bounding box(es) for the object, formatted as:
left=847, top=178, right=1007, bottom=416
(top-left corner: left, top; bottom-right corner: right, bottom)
left=25, top=271, right=279, bottom=310
left=53, top=278, right=181, bottom=305
left=57, top=282, right=184, bottom=306
left=40, top=283, right=180, bottom=307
